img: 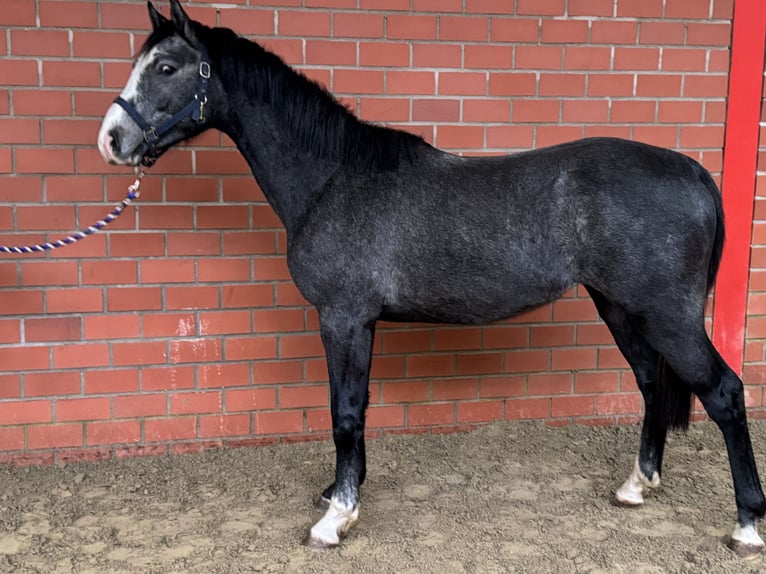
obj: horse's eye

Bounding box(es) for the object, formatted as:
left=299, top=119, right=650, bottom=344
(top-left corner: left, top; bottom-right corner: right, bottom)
left=160, top=64, right=176, bottom=76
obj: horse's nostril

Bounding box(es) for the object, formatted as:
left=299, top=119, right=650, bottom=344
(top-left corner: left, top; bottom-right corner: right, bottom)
left=109, top=129, right=121, bottom=153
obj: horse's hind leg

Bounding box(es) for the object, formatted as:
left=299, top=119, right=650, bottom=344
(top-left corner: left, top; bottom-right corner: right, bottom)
left=586, top=287, right=668, bottom=506
left=642, top=318, right=766, bottom=558
left=308, top=311, right=375, bottom=549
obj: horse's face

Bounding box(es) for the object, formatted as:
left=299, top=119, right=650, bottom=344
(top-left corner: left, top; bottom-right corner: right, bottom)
left=97, top=1, right=210, bottom=167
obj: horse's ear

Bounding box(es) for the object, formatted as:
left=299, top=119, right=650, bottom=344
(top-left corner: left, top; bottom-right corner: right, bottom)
left=147, top=2, right=168, bottom=31
left=169, top=0, right=201, bottom=48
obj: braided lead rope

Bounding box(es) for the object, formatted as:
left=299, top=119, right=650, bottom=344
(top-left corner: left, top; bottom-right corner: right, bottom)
left=0, top=172, right=144, bottom=254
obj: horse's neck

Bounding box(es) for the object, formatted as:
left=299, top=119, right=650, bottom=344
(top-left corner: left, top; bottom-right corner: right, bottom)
left=219, top=99, right=338, bottom=235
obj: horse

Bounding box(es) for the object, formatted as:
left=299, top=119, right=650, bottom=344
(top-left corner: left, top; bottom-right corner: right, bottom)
left=97, top=0, right=765, bottom=558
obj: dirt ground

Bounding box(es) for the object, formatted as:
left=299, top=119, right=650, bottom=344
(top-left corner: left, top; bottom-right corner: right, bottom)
left=2, top=420, right=766, bottom=574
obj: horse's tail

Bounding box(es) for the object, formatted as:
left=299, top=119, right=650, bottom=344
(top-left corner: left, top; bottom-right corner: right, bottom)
left=653, top=161, right=724, bottom=432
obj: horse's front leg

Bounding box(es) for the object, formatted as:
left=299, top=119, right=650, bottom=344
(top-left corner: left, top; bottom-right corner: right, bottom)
left=307, top=313, right=375, bottom=549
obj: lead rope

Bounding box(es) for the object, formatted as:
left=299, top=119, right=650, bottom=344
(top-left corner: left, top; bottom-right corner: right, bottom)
left=0, top=172, right=144, bottom=254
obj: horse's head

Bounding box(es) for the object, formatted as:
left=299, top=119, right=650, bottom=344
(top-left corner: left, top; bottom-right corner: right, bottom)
left=97, top=0, right=215, bottom=167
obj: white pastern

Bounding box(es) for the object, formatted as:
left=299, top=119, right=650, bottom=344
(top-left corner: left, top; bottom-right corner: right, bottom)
left=732, top=523, right=764, bottom=547
left=615, top=456, right=660, bottom=506
left=308, top=497, right=359, bottom=548
left=97, top=48, right=155, bottom=163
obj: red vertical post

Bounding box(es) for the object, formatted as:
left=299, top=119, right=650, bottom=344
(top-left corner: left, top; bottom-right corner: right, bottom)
left=712, top=0, right=766, bottom=374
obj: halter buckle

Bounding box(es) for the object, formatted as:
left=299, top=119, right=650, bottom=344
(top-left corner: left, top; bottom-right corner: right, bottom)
left=143, top=126, right=159, bottom=144
left=199, top=61, right=211, bottom=79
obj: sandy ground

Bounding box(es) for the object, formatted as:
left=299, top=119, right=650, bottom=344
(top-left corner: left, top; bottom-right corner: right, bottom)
left=2, top=420, right=766, bottom=573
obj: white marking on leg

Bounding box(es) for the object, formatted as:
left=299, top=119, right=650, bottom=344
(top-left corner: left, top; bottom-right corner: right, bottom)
left=732, top=523, right=764, bottom=547
left=615, top=456, right=660, bottom=506
left=308, top=496, right=359, bottom=548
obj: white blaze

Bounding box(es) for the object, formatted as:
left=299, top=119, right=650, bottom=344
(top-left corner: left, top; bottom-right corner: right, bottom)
left=97, top=47, right=157, bottom=163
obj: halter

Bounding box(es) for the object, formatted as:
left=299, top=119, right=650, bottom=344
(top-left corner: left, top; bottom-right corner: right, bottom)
left=113, top=49, right=211, bottom=151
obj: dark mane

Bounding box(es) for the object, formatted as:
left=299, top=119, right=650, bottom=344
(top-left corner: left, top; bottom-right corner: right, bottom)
left=145, top=22, right=430, bottom=171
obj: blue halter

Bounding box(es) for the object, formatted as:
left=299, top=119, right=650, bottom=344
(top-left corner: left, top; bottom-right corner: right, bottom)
left=113, top=50, right=211, bottom=151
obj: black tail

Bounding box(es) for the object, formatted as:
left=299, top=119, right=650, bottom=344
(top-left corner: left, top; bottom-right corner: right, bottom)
left=653, top=357, right=692, bottom=431
left=653, top=161, right=724, bottom=432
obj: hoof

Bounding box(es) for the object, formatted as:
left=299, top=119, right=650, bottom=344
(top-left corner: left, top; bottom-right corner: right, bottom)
left=306, top=533, right=339, bottom=551
left=727, top=538, right=764, bottom=560
left=612, top=493, right=644, bottom=508
left=314, top=495, right=331, bottom=511
left=729, top=524, right=764, bottom=560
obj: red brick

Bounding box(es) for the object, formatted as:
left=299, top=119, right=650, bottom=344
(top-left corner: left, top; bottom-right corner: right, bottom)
left=382, top=380, right=430, bottom=403
left=463, top=100, right=511, bottom=123
left=28, top=424, right=83, bottom=450
left=220, top=8, right=275, bottom=34
left=597, top=393, right=642, bottom=415
left=465, top=45, right=513, bottom=69
left=360, top=97, right=410, bottom=122
left=575, top=372, right=621, bottom=394
left=562, top=100, right=609, bottom=123
left=360, top=42, right=410, bottom=67
left=506, top=397, right=550, bottom=420
left=199, top=414, right=251, bottom=438
left=662, top=49, right=707, bottom=72
left=252, top=360, right=304, bottom=384
left=369, top=355, right=406, bottom=379
left=541, top=20, right=589, bottom=43
left=145, top=417, right=197, bottom=442
left=552, top=396, right=596, bottom=418
left=168, top=339, right=223, bottom=364
left=170, top=392, right=222, bottom=416
left=254, top=410, right=304, bottom=434
left=479, top=376, right=526, bottom=398
left=1, top=0, right=36, bottom=25
left=0, top=59, right=41, bottom=88
left=528, top=373, right=573, bottom=395
left=307, top=408, right=332, bottom=432
left=280, top=385, right=328, bottom=408
left=386, top=71, right=435, bottom=95
left=588, top=74, right=635, bottom=97
left=564, top=47, right=611, bottom=70
left=226, top=336, right=278, bottom=361
left=0, top=427, right=24, bottom=452
left=0, top=400, right=52, bottom=424
left=387, top=15, right=437, bottom=40
left=517, top=0, right=565, bottom=15
left=432, top=378, right=479, bottom=400
left=408, top=403, right=454, bottom=426
left=591, top=21, right=638, bottom=45
left=367, top=405, right=405, bottom=428
left=457, top=400, right=503, bottom=423
left=513, top=100, right=560, bottom=123
left=516, top=46, right=563, bottom=70
left=639, top=22, right=686, bottom=45
left=436, top=125, right=484, bottom=149
left=665, top=0, right=712, bottom=18
left=85, top=421, right=141, bottom=446
left=0, top=375, right=21, bottom=399
left=25, top=317, right=81, bottom=343
left=333, top=13, right=383, bottom=38
left=488, top=73, right=537, bottom=96
left=227, top=388, right=277, bottom=412
left=684, top=75, right=728, bottom=98
left=440, top=16, right=489, bottom=42
left=107, top=287, right=162, bottom=312
left=57, top=397, right=110, bottom=422
left=486, top=126, right=535, bottom=149
left=437, top=72, right=486, bottom=96
left=490, top=18, right=538, bottom=43
left=85, top=370, right=139, bottom=395
left=617, top=0, right=663, bottom=17
left=306, top=40, right=356, bottom=66
left=413, top=44, right=462, bottom=68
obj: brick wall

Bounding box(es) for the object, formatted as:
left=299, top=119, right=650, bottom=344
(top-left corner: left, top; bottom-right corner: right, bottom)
left=744, top=81, right=766, bottom=404
left=0, top=0, right=744, bottom=464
